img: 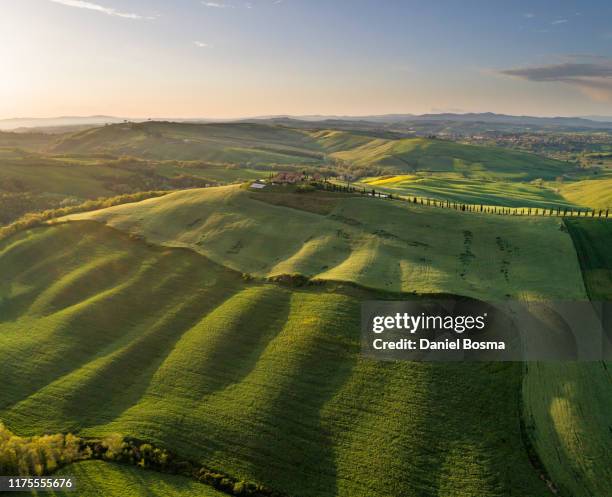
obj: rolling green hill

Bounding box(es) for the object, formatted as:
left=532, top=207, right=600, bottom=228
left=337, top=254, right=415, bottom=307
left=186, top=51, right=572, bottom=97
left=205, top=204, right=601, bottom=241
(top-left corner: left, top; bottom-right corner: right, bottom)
left=356, top=173, right=578, bottom=209
left=64, top=184, right=586, bottom=301
left=330, top=136, right=569, bottom=180
left=2, top=177, right=609, bottom=497
left=523, top=361, right=612, bottom=497
left=558, top=176, right=612, bottom=210
left=0, top=131, right=57, bottom=152
left=521, top=220, right=612, bottom=497
left=0, top=221, right=550, bottom=497
left=50, top=122, right=325, bottom=164
left=521, top=219, right=612, bottom=497
left=59, top=185, right=611, bottom=497
left=0, top=150, right=260, bottom=226
left=565, top=219, right=612, bottom=300
left=48, top=121, right=380, bottom=164
left=46, top=121, right=571, bottom=180
left=1, top=121, right=588, bottom=228
left=0, top=152, right=143, bottom=225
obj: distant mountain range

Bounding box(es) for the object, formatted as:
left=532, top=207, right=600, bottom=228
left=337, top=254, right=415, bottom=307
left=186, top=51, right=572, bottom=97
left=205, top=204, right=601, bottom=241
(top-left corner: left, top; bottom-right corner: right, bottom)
left=0, top=115, right=128, bottom=131
left=2, top=112, right=612, bottom=132
left=254, top=112, right=612, bottom=129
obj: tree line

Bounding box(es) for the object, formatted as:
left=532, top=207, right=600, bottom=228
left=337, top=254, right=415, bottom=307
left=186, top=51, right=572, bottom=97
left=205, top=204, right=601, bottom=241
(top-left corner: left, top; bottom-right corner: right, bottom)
left=314, top=181, right=610, bottom=219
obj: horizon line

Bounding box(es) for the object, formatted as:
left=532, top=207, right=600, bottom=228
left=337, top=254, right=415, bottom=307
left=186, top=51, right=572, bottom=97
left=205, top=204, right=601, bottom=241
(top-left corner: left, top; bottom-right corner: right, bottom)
left=2, top=111, right=612, bottom=122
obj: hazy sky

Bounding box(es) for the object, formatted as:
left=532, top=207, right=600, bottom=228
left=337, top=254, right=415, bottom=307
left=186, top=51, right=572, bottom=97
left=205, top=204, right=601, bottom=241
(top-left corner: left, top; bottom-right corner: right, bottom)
left=2, top=0, right=612, bottom=118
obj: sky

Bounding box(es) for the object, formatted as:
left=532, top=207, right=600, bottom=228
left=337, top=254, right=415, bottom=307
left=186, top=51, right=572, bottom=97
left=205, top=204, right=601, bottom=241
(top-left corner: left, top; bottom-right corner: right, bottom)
left=1, top=0, right=612, bottom=119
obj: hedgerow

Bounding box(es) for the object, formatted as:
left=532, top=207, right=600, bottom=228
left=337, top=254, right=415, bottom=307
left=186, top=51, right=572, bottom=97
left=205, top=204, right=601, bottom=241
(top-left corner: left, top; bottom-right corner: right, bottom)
left=0, top=190, right=171, bottom=242
left=0, top=423, right=285, bottom=497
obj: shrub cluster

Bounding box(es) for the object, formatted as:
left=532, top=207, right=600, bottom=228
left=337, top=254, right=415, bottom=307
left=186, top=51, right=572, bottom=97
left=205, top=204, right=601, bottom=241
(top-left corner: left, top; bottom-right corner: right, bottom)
left=267, top=273, right=310, bottom=287
left=0, top=423, right=85, bottom=476
left=86, top=436, right=286, bottom=497
left=295, top=184, right=315, bottom=193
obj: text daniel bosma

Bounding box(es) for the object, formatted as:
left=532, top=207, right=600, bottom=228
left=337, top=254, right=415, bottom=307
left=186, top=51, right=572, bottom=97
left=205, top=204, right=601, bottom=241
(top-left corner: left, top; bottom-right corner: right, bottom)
left=370, top=312, right=506, bottom=351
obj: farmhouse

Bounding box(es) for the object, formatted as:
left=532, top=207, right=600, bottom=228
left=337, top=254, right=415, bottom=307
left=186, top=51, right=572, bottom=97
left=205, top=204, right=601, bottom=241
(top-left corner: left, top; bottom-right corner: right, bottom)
left=272, top=172, right=305, bottom=184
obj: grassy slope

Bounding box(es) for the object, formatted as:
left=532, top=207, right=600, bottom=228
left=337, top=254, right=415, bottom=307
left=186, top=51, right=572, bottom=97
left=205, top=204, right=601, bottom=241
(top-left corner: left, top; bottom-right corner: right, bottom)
left=50, top=122, right=325, bottom=164
left=559, top=176, right=612, bottom=210
left=565, top=219, right=612, bottom=300
left=64, top=185, right=587, bottom=301
left=357, top=173, right=578, bottom=209
left=523, top=362, right=612, bottom=497
left=308, top=129, right=377, bottom=152
left=154, top=162, right=264, bottom=183
left=48, top=123, right=377, bottom=163
left=331, top=137, right=569, bottom=180
left=523, top=219, right=612, bottom=497
left=62, top=187, right=612, bottom=497
left=0, top=222, right=550, bottom=497
left=0, top=154, right=141, bottom=225
left=0, top=158, right=133, bottom=199
left=0, top=132, right=57, bottom=152
left=0, top=152, right=266, bottom=227
left=26, top=461, right=225, bottom=497
left=47, top=122, right=570, bottom=181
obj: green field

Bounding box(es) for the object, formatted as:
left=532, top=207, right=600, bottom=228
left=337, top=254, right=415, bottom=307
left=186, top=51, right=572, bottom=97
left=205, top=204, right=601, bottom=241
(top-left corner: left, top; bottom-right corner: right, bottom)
left=0, top=148, right=266, bottom=226
left=25, top=461, right=226, bottom=497
left=50, top=122, right=326, bottom=163
left=0, top=157, right=134, bottom=198
left=0, top=131, right=56, bottom=152
left=565, top=219, right=612, bottom=300
left=355, top=171, right=612, bottom=211
left=1, top=146, right=611, bottom=496
left=0, top=122, right=589, bottom=227
left=59, top=186, right=611, bottom=497
left=0, top=221, right=556, bottom=497
left=331, top=136, right=569, bottom=179
left=64, top=185, right=587, bottom=301
left=558, top=176, right=612, bottom=210
left=154, top=162, right=264, bottom=183
left=356, top=173, right=578, bottom=209
left=521, top=219, right=612, bottom=497
left=47, top=122, right=572, bottom=179
left=523, top=361, right=612, bottom=497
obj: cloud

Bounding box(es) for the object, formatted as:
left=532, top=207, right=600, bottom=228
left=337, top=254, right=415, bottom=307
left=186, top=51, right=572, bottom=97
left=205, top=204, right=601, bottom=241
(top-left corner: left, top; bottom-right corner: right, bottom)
left=194, top=41, right=210, bottom=48
left=551, top=19, right=568, bottom=25
left=202, top=1, right=233, bottom=8
left=48, top=0, right=155, bottom=19
left=523, top=13, right=535, bottom=18
left=500, top=57, right=612, bottom=101
left=500, top=62, right=612, bottom=81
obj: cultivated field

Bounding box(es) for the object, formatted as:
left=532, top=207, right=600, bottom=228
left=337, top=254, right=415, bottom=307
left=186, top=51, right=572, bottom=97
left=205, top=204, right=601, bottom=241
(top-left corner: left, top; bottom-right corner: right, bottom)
left=28, top=461, right=226, bottom=497
left=523, top=361, right=612, bottom=497
left=331, top=136, right=568, bottom=179
left=521, top=220, right=612, bottom=497
left=356, top=173, right=578, bottom=209
left=1, top=122, right=611, bottom=497
left=559, top=176, right=612, bottom=211
left=0, top=221, right=554, bottom=497
left=64, top=185, right=587, bottom=301
left=3, top=121, right=607, bottom=228
left=565, top=218, right=612, bottom=299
